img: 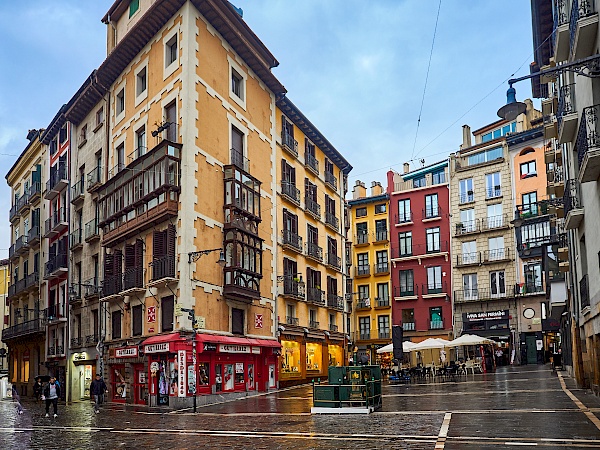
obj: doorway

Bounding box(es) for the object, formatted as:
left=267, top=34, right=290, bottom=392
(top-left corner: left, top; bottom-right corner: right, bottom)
left=133, top=364, right=147, bottom=405
left=526, top=335, right=537, bottom=364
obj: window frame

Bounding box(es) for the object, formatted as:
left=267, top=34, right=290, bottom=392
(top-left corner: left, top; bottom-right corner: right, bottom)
left=520, top=160, right=537, bottom=178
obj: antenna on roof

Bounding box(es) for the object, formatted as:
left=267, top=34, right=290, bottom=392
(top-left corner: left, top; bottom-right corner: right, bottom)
left=420, top=159, right=425, bottom=167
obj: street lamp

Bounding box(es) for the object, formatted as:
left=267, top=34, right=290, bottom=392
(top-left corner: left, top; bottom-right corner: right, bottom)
left=188, top=248, right=226, bottom=266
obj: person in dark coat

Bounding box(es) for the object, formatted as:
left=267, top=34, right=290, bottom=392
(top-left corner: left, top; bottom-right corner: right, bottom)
left=33, top=377, right=43, bottom=401
left=43, top=377, right=61, bottom=418
left=90, top=374, right=108, bottom=413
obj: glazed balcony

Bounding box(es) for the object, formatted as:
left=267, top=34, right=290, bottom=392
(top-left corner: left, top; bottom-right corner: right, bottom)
left=557, top=83, right=577, bottom=144
left=148, top=255, right=177, bottom=287
left=224, top=155, right=262, bottom=230
left=223, top=267, right=261, bottom=304
left=564, top=179, right=584, bottom=229
left=71, top=178, right=85, bottom=204
left=281, top=131, right=298, bottom=158
left=577, top=104, right=600, bottom=183
left=281, top=181, right=300, bottom=206
left=84, top=219, right=100, bottom=242
left=553, top=0, right=570, bottom=62
left=326, top=293, right=344, bottom=311
left=98, top=141, right=181, bottom=247
left=306, top=286, right=325, bottom=306
left=569, top=0, right=598, bottom=60
left=44, top=164, right=68, bottom=200
left=326, top=253, right=342, bottom=271
left=305, top=241, right=323, bottom=262
left=44, top=254, right=68, bottom=280
left=304, top=152, right=319, bottom=175
left=325, top=212, right=339, bottom=231
left=2, top=316, right=46, bottom=341
left=304, top=196, right=321, bottom=219
left=281, top=278, right=305, bottom=300
left=325, top=171, right=337, bottom=191
left=87, top=166, right=102, bottom=192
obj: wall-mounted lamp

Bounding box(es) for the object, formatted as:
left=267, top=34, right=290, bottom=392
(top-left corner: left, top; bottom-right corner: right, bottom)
left=188, top=248, right=226, bottom=267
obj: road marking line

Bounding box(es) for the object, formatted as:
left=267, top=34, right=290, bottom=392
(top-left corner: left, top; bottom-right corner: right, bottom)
left=435, top=412, right=451, bottom=449
left=557, top=372, right=600, bottom=431
left=504, top=443, right=537, bottom=446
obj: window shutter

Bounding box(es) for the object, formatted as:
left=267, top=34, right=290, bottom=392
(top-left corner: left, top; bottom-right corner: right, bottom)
left=104, top=252, right=114, bottom=279
left=114, top=249, right=123, bottom=292
left=153, top=230, right=165, bottom=260
left=166, top=225, right=176, bottom=277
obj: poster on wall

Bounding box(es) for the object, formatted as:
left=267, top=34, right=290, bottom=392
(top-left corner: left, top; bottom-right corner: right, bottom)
left=187, top=365, right=196, bottom=394
left=177, top=350, right=186, bottom=397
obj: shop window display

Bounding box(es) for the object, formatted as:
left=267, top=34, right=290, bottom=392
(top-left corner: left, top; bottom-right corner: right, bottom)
left=112, top=366, right=127, bottom=401
left=224, top=364, right=234, bottom=390
left=235, top=362, right=245, bottom=384
left=198, top=363, right=210, bottom=386
left=157, top=360, right=169, bottom=405
left=247, top=364, right=254, bottom=390
left=215, top=364, right=223, bottom=392
left=281, top=340, right=300, bottom=374
left=306, top=342, right=322, bottom=372
left=328, top=345, right=343, bottom=367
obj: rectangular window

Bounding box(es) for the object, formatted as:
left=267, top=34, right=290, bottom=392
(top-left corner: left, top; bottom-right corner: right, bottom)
left=111, top=311, right=121, bottom=339
left=524, top=263, right=543, bottom=293
left=135, top=126, right=146, bottom=159
left=161, top=296, right=174, bottom=332
left=398, top=231, right=412, bottom=256
left=399, top=270, right=414, bottom=296
left=426, top=266, right=443, bottom=294
left=462, top=274, right=478, bottom=300
left=467, top=146, right=502, bottom=165
left=116, top=89, right=125, bottom=116
left=355, top=207, right=367, bottom=217
left=413, top=176, right=426, bottom=188
left=129, top=0, right=140, bottom=17
left=377, top=283, right=389, bottom=304
left=378, top=316, right=390, bottom=338
left=231, top=68, right=244, bottom=100
left=488, top=236, right=505, bottom=260
left=485, top=172, right=501, bottom=199
left=520, top=160, right=537, bottom=178
left=375, top=203, right=386, bottom=214
left=460, top=208, right=476, bottom=232
left=461, top=240, right=477, bottom=264
left=96, top=107, right=104, bottom=127
left=424, top=194, right=439, bottom=218
left=486, top=203, right=503, bottom=228
left=136, top=67, right=147, bottom=97
left=232, top=308, right=244, bottom=335
left=132, top=304, right=142, bottom=336
left=359, top=317, right=370, bottom=339
left=397, top=199, right=411, bottom=223
left=459, top=178, right=473, bottom=204
left=430, top=307, right=443, bottom=328
left=357, top=253, right=369, bottom=275
left=375, top=219, right=387, bottom=241
left=522, top=191, right=538, bottom=214
left=490, top=271, right=506, bottom=298
left=402, top=309, right=415, bottom=329
left=375, top=250, right=388, bottom=273
left=355, top=222, right=368, bottom=244
left=165, top=34, right=177, bottom=67
left=358, top=285, right=369, bottom=304
left=432, top=170, right=446, bottom=185
left=426, top=227, right=441, bottom=253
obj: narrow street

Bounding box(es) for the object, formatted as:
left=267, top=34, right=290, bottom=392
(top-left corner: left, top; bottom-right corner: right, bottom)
left=0, top=366, right=599, bottom=449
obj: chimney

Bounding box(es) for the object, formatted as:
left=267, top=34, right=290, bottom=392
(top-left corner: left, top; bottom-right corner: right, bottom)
left=371, top=181, right=383, bottom=196
left=462, top=125, right=472, bottom=149
left=352, top=180, right=367, bottom=200
left=403, top=163, right=410, bottom=174
left=26, top=129, right=38, bottom=141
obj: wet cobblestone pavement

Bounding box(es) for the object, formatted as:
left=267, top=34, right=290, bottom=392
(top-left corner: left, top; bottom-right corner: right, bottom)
left=0, top=366, right=599, bottom=449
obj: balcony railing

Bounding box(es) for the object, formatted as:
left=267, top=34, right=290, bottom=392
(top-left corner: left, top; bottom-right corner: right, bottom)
left=375, top=230, right=388, bottom=242
left=378, top=330, right=391, bottom=339
left=70, top=337, right=83, bottom=348
left=564, top=179, right=582, bottom=217
left=580, top=274, right=590, bottom=309
left=557, top=83, right=576, bottom=132
left=394, top=285, right=417, bottom=298
left=2, top=317, right=46, bottom=341
left=423, top=206, right=442, bottom=220
left=376, top=296, right=390, bottom=307
left=430, top=320, right=444, bottom=330
left=282, top=229, right=302, bottom=252
left=281, top=181, right=300, bottom=205
left=515, top=201, right=550, bottom=220
left=71, top=179, right=85, bottom=203
left=485, top=186, right=502, bottom=199
left=87, top=166, right=102, bottom=191
left=123, top=266, right=145, bottom=291
left=481, top=214, right=509, bottom=231
left=127, top=146, right=147, bottom=164
left=355, top=232, right=369, bottom=245
left=102, top=274, right=122, bottom=298
left=374, top=262, right=389, bottom=274
left=325, top=212, right=339, bottom=230
left=83, top=277, right=101, bottom=298
left=282, top=131, right=298, bottom=157
left=282, top=278, right=305, bottom=299
left=86, top=334, right=99, bottom=345
left=515, top=282, right=545, bottom=296
left=454, top=288, right=508, bottom=303
left=305, top=196, right=321, bottom=218
left=150, top=255, right=176, bottom=282
left=231, top=148, right=249, bottom=172
left=325, top=171, right=337, bottom=191
left=29, top=181, right=41, bottom=202
left=395, top=212, right=413, bottom=224
left=482, top=247, right=511, bottom=263
left=306, top=287, right=325, bottom=305
left=329, top=324, right=338, bottom=332
left=455, top=219, right=480, bottom=235
left=28, top=225, right=40, bottom=246
left=107, top=162, right=125, bottom=179
left=577, top=104, right=600, bottom=182
left=355, top=266, right=370, bottom=277
left=84, top=219, right=100, bottom=241
left=422, top=281, right=447, bottom=295
left=14, top=235, right=29, bottom=254
left=70, top=228, right=83, bottom=249
left=356, top=299, right=371, bottom=309
left=46, top=164, right=68, bottom=196
left=459, top=192, right=474, bottom=204
left=305, top=152, right=319, bottom=173
left=44, top=254, right=67, bottom=278
left=327, top=293, right=344, bottom=310
left=403, top=322, right=415, bottom=331
left=305, top=241, right=323, bottom=261
left=309, top=320, right=320, bottom=328
left=326, top=253, right=341, bottom=271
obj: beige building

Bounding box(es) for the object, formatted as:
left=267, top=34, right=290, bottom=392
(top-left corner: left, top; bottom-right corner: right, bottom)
left=449, top=104, right=540, bottom=357
left=4, top=129, right=47, bottom=395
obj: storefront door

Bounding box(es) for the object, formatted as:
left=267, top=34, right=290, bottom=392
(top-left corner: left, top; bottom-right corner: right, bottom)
left=526, top=335, right=537, bottom=364
left=111, top=365, right=126, bottom=403
left=215, top=364, right=223, bottom=392
left=82, top=364, right=93, bottom=399
left=157, top=359, right=169, bottom=405
left=133, top=364, right=147, bottom=405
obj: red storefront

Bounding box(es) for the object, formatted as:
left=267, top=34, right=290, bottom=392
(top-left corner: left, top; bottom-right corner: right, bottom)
left=144, top=333, right=280, bottom=408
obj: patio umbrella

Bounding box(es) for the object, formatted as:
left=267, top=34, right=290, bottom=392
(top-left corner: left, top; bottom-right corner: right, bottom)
left=376, top=341, right=417, bottom=354
left=411, top=338, right=450, bottom=351
left=447, top=334, right=495, bottom=347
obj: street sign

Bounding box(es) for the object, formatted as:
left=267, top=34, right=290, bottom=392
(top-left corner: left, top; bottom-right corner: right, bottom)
left=174, top=304, right=183, bottom=317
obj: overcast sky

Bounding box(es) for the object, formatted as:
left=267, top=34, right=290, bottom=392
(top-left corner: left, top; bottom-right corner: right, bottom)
left=0, top=0, right=536, bottom=258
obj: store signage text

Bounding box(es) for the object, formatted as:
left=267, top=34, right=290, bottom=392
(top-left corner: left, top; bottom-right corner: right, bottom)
left=116, top=347, right=138, bottom=358
left=203, top=343, right=217, bottom=351
left=177, top=350, right=186, bottom=398
left=464, top=310, right=508, bottom=322
left=145, top=343, right=170, bottom=354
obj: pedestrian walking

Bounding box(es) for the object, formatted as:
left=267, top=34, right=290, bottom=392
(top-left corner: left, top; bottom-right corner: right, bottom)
left=12, top=385, right=23, bottom=415
left=33, top=377, right=43, bottom=402
left=90, top=374, right=108, bottom=414
left=44, top=376, right=61, bottom=418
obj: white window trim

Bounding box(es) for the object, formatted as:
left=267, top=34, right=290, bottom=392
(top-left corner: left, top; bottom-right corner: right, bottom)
left=228, top=56, right=247, bottom=110
left=114, top=80, right=126, bottom=125
left=163, top=27, right=180, bottom=80
left=134, top=58, right=149, bottom=107
left=227, top=113, right=249, bottom=159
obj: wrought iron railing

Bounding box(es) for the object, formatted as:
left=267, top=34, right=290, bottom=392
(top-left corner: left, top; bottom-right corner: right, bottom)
left=355, top=232, right=369, bottom=245
left=325, top=212, right=339, bottom=230
left=325, top=171, right=337, bottom=190
left=394, top=285, right=417, bottom=298
left=282, top=131, right=298, bottom=156
left=305, top=196, right=321, bottom=217
left=306, top=287, right=325, bottom=305
left=577, top=104, right=600, bottom=170
left=306, top=242, right=323, bottom=261
left=305, top=152, right=319, bottom=172
left=281, top=181, right=300, bottom=204
left=374, top=262, right=389, bottom=274
left=230, top=148, right=249, bottom=172
left=557, top=83, right=576, bottom=131
left=282, top=229, right=302, bottom=251
left=580, top=274, right=590, bottom=309
left=282, top=278, right=304, bottom=298
left=395, top=211, right=413, bottom=224
left=150, top=255, right=176, bottom=281
left=423, top=206, right=442, bottom=219
left=564, top=179, right=582, bottom=216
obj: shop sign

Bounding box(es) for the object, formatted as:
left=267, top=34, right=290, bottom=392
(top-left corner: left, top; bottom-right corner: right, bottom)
left=23, top=350, right=30, bottom=361
left=147, top=306, right=156, bottom=323
left=73, top=352, right=87, bottom=361
left=255, top=314, right=263, bottom=329
left=116, top=347, right=138, bottom=358
left=463, top=310, right=508, bottom=322
left=532, top=318, right=541, bottom=325
left=235, top=362, right=244, bottom=374
left=219, top=344, right=250, bottom=354
left=542, top=318, right=560, bottom=331
left=251, top=347, right=261, bottom=354
left=145, top=343, right=170, bottom=354
left=203, top=343, right=217, bottom=351
left=177, top=350, right=186, bottom=398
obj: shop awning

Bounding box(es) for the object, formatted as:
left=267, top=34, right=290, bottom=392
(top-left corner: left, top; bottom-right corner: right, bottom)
left=142, top=333, right=186, bottom=345
left=195, top=334, right=280, bottom=348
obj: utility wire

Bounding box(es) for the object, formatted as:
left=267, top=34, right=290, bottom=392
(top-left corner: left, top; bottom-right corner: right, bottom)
left=409, top=0, right=442, bottom=162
